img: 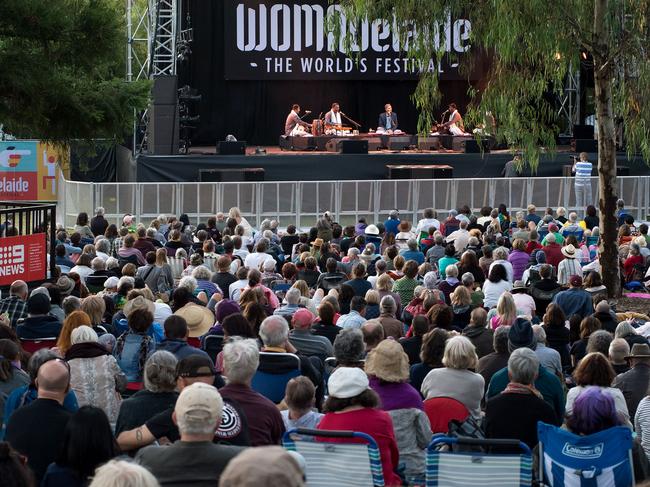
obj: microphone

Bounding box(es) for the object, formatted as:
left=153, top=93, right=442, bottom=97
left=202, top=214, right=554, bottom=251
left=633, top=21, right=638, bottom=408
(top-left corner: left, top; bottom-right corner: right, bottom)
left=340, top=112, right=346, bottom=116
left=304, top=110, right=312, bottom=114
left=318, top=112, right=323, bottom=120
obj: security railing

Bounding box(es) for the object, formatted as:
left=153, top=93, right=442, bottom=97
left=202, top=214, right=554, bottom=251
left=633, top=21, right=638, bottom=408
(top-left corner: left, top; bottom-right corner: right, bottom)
left=57, top=174, right=649, bottom=230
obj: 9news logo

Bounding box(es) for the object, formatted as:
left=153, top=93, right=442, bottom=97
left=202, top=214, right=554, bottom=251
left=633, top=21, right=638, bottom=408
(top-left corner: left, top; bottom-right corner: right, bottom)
left=0, top=243, right=25, bottom=276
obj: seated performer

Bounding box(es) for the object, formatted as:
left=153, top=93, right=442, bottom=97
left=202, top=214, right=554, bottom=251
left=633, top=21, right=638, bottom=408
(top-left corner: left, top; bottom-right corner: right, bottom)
left=324, top=102, right=342, bottom=128
left=432, top=102, right=466, bottom=136
left=285, top=104, right=311, bottom=136
left=378, top=103, right=398, bottom=133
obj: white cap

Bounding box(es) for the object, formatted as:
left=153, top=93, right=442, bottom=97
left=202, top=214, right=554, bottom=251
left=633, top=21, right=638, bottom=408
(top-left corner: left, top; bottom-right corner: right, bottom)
left=175, top=382, right=223, bottom=426
left=327, top=367, right=369, bottom=399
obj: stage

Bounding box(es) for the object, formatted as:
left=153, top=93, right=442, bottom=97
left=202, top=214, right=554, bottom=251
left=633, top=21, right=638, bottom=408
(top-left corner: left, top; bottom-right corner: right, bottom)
left=134, top=145, right=650, bottom=183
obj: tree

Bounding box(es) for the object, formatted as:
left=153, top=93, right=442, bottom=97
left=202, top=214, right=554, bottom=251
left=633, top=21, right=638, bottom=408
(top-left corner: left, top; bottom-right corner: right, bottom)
left=336, top=0, right=650, bottom=297
left=0, top=0, right=150, bottom=142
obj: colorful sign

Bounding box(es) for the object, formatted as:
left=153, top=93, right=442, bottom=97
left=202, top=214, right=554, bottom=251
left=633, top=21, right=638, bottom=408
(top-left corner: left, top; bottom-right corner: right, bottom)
left=0, top=141, right=61, bottom=201
left=0, top=233, right=47, bottom=286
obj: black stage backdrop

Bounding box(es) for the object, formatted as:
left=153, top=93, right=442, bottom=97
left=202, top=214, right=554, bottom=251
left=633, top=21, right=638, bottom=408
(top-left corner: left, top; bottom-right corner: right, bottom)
left=181, top=1, right=481, bottom=147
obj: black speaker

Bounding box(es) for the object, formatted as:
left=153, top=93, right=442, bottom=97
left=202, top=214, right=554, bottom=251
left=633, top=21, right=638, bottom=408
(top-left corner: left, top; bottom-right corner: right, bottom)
left=464, top=139, right=491, bottom=153
left=387, top=165, right=453, bottom=179
left=148, top=104, right=179, bottom=155
left=152, top=76, right=178, bottom=104
left=217, top=141, right=247, bottom=155
left=617, top=166, right=630, bottom=176
left=199, top=168, right=264, bottom=182
left=573, top=125, right=595, bottom=139
left=325, top=139, right=368, bottom=154
left=575, top=139, right=598, bottom=153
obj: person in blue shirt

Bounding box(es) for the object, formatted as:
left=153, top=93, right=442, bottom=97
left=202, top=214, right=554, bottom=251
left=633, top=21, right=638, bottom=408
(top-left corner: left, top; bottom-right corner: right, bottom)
left=344, top=262, right=373, bottom=297
left=400, top=239, right=425, bottom=265
left=155, top=315, right=210, bottom=361
left=384, top=210, right=400, bottom=236
left=551, top=275, right=594, bottom=320
left=525, top=204, right=541, bottom=225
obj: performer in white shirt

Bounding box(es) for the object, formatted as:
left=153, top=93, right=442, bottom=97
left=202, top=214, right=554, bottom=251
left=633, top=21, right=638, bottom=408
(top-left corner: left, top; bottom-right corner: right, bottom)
left=432, top=102, right=466, bottom=136
left=284, top=104, right=311, bottom=136
left=324, top=102, right=343, bottom=127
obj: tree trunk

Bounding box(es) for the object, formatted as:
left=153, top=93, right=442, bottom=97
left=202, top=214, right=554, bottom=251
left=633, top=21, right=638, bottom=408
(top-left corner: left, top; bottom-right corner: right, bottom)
left=593, top=0, right=620, bottom=298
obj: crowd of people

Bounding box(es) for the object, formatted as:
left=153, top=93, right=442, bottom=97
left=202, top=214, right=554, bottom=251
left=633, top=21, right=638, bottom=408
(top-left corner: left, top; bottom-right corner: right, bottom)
left=1, top=202, right=650, bottom=486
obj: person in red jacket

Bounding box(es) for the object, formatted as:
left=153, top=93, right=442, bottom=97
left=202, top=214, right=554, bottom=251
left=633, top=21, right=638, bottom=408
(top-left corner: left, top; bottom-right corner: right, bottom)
left=542, top=233, right=564, bottom=269
left=317, top=367, right=402, bottom=486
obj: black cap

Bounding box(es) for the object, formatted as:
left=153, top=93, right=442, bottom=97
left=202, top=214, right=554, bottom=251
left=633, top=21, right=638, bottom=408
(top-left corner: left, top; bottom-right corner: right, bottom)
left=27, top=293, right=51, bottom=315
left=176, top=354, right=216, bottom=378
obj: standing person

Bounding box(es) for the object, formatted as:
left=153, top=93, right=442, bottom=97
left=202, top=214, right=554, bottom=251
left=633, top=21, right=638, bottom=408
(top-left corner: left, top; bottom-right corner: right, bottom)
left=90, top=207, right=109, bottom=238
left=378, top=103, right=398, bottom=132
left=501, top=155, right=522, bottom=177
left=284, top=104, right=311, bottom=136
left=572, top=152, right=593, bottom=214
left=5, top=360, right=72, bottom=482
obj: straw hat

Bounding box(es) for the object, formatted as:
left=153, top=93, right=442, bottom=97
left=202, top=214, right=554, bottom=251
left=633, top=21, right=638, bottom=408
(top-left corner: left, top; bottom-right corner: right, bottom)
left=56, top=276, right=75, bottom=296
left=364, top=339, right=409, bottom=382
left=625, top=343, right=650, bottom=359
left=633, top=236, right=647, bottom=248
left=123, top=295, right=155, bottom=318
left=397, top=221, right=411, bottom=232
left=174, top=304, right=215, bottom=337
left=310, top=238, right=324, bottom=248
left=365, top=224, right=380, bottom=236
left=561, top=244, right=577, bottom=258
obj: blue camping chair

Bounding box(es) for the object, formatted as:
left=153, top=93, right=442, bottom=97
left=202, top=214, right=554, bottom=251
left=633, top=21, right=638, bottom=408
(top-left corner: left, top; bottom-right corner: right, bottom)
left=251, top=352, right=301, bottom=403
left=201, top=334, right=224, bottom=363
left=283, top=428, right=385, bottom=487
left=425, top=436, right=533, bottom=487
left=537, top=422, right=634, bottom=487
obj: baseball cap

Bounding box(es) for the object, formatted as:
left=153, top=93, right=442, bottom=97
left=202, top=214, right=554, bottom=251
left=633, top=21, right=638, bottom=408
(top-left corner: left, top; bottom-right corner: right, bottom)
left=292, top=308, right=315, bottom=328
left=175, top=382, right=223, bottom=426
left=327, top=367, right=369, bottom=399
left=177, top=355, right=216, bottom=378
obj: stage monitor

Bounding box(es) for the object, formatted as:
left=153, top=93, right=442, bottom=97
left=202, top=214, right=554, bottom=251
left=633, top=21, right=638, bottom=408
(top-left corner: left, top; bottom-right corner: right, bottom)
left=325, top=139, right=368, bottom=154
left=217, top=141, right=247, bottom=155
left=199, top=168, right=264, bottom=182
left=464, top=139, right=491, bottom=153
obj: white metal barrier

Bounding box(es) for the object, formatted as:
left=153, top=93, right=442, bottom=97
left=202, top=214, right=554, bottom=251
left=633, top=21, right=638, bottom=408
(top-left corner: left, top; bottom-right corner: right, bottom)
left=57, top=174, right=649, bottom=229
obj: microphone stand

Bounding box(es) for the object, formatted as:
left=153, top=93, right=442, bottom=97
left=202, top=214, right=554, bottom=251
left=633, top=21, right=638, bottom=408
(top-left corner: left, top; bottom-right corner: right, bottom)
left=340, top=112, right=361, bottom=129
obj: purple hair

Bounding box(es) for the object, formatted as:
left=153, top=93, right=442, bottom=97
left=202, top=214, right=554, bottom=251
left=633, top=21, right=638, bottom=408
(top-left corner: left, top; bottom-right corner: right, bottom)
left=566, top=387, right=622, bottom=435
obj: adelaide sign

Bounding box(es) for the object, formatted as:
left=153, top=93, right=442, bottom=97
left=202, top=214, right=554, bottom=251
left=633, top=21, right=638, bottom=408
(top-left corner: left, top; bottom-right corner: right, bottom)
left=0, top=141, right=60, bottom=201
left=0, top=233, right=47, bottom=286
left=224, top=1, right=478, bottom=80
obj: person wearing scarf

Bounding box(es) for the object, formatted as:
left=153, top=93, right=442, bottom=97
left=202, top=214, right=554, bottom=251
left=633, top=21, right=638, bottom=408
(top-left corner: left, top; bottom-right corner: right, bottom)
left=66, top=326, right=126, bottom=428
left=484, top=348, right=558, bottom=450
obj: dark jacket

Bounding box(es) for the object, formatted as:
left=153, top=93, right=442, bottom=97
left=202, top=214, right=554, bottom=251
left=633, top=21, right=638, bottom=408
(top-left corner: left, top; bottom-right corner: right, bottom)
left=613, top=363, right=650, bottom=419
left=156, top=339, right=211, bottom=361
left=16, top=315, right=62, bottom=339
left=400, top=336, right=423, bottom=365
left=463, top=326, right=495, bottom=358
left=593, top=311, right=618, bottom=334
left=543, top=324, right=571, bottom=367
left=378, top=111, right=398, bottom=130
left=90, top=215, right=109, bottom=237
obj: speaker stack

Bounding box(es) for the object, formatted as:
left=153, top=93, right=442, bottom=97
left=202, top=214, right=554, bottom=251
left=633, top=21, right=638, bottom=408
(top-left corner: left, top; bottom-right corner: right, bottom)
left=147, top=76, right=180, bottom=155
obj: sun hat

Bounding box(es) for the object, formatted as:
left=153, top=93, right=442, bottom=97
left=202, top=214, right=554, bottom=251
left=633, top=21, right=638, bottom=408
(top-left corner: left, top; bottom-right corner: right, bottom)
left=327, top=367, right=370, bottom=399
left=561, top=244, right=577, bottom=258
left=123, top=295, right=155, bottom=318
left=397, top=221, right=411, bottom=232
left=364, top=339, right=409, bottom=383
left=625, top=343, right=650, bottom=359
left=56, top=276, right=75, bottom=296
left=311, top=238, right=324, bottom=248
left=175, top=304, right=215, bottom=337
left=365, top=225, right=379, bottom=236
left=512, top=280, right=528, bottom=292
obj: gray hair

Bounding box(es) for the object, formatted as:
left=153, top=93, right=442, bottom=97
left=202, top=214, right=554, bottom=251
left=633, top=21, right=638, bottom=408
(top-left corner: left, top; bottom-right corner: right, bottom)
left=609, top=338, right=630, bottom=363
left=615, top=321, right=637, bottom=339
left=89, top=460, right=159, bottom=487
left=105, top=257, right=119, bottom=269
left=285, top=287, right=301, bottom=305
left=347, top=247, right=360, bottom=257
left=259, top=315, right=289, bottom=347
left=95, top=207, right=105, bottom=216
left=461, top=272, right=475, bottom=286
left=144, top=351, right=178, bottom=393
left=586, top=330, right=613, bottom=355
left=70, top=326, right=98, bottom=345
left=146, top=228, right=157, bottom=239
left=118, top=276, right=135, bottom=289
left=175, top=248, right=188, bottom=259
left=508, top=347, right=539, bottom=385
left=333, top=328, right=365, bottom=365
left=30, top=287, right=50, bottom=300
left=27, top=349, right=61, bottom=381
left=91, top=257, right=106, bottom=271
left=380, top=295, right=396, bottom=315
left=493, top=325, right=511, bottom=354
left=192, top=266, right=212, bottom=281
left=95, top=239, right=110, bottom=254
left=222, top=338, right=260, bottom=384
left=62, top=296, right=81, bottom=316
left=532, top=325, right=547, bottom=345
left=493, top=247, right=509, bottom=260
left=178, top=276, right=198, bottom=293
left=407, top=239, right=418, bottom=250
left=445, top=265, right=458, bottom=278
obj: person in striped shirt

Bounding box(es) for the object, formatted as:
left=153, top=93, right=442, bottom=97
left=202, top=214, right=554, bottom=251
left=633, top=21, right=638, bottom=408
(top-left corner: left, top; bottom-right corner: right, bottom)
left=572, top=152, right=593, bottom=214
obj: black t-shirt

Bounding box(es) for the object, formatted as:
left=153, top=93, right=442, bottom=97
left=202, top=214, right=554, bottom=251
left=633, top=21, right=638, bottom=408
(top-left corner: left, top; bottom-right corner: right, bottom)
left=115, top=390, right=179, bottom=435
left=211, top=272, right=238, bottom=299
left=280, top=235, right=299, bottom=256
left=146, top=397, right=250, bottom=447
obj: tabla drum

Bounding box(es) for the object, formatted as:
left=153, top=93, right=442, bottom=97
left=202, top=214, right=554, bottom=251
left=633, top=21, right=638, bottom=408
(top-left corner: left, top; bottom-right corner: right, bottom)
left=312, top=119, right=323, bottom=136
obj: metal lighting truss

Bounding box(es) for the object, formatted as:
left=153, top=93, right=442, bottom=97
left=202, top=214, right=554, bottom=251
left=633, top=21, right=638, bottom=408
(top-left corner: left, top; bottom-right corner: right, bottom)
left=557, top=63, right=580, bottom=137
left=127, top=0, right=179, bottom=154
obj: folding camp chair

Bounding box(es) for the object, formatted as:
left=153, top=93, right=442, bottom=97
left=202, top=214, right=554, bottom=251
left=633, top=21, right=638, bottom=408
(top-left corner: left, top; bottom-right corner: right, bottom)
left=251, top=352, right=301, bottom=403
left=19, top=338, right=57, bottom=354
left=426, top=436, right=532, bottom=487
left=537, top=422, right=634, bottom=487
left=423, top=397, right=469, bottom=434
left=283, top=428, right=385, bottom=487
